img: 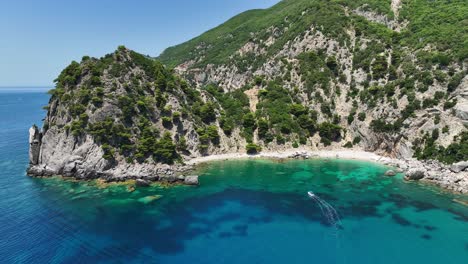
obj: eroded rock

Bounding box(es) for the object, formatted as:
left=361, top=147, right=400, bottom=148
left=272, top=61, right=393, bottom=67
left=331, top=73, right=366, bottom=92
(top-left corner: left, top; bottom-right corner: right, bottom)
left=184, top=175, right=199, bottom=185
left=450, top=161, right=468, bottom=173
left=404, top=168, right=426, bottom=181
left=136, top=179, right=150, bottom=187
left=28, top=125, right=42, bottom=165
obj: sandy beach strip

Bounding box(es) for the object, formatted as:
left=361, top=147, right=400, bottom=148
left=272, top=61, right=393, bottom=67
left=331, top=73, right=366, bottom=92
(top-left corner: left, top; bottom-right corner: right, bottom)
left=186, top=149, right=395, bottom=166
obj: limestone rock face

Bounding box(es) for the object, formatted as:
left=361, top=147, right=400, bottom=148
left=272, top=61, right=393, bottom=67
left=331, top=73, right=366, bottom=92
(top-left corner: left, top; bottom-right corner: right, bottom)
left=454, top=100, right=468, bottom=124
left=28, top=125, right=42, bottom=165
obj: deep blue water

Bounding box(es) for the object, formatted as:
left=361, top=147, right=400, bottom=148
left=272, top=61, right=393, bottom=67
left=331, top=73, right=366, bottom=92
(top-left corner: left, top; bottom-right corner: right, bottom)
left=0, top=89, right=467, bottom=263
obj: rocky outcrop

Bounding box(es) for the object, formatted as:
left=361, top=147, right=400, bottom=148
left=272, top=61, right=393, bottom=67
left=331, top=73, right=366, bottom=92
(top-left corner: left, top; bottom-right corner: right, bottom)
left=454, top=101, right=468, bottom=125
left=288, top=151, right=312, bottom=159
left=184, top=175, right=199, bottom=185
left=404, top=169, right=426, bottom=181
left=136, top=179, right=150, bottom=187
left=28, top=125, right=42, bottom=165
left=450, top=161, right=468, bottom=173
left=383, top=158, right=468, bottom=193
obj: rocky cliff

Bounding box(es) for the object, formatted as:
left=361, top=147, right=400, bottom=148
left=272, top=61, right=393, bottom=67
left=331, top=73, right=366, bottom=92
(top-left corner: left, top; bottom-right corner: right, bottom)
left=29, top=0, right=467, bottom=188
left=27, top=48, right=219, bottom=183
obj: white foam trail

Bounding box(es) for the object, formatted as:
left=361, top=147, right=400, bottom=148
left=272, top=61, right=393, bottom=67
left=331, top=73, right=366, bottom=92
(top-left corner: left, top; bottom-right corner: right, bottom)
left=309, top=192, right=342, bottom=234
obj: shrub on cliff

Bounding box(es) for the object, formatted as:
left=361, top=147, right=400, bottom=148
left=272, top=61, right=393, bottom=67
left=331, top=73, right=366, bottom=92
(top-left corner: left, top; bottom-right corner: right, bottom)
left=415, top=131, right=468, bottom=164
left=54, top=61, right=81, bottom=87
left=318, top=122, right=342, bottom=142
left=197, top=103, right=217, bottom=123
left=220, top=117, right=234, bottom=135
left=101, top=144, right=115, bottom=160
left=154, top=132, right=178, bottom=164
left=246, top=143, right=262, bottom=154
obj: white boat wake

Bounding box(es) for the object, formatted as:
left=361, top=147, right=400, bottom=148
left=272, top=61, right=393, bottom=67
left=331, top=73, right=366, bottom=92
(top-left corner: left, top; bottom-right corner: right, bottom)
left=308, top=191, right=342, bottom=234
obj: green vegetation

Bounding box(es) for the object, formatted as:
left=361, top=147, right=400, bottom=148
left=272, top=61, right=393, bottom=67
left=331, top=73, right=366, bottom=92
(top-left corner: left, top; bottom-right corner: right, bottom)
left=54, top=61, right=81, bottom=87
left=246, top=143, right=262, bottom=154
left=400, top=0, right=467, bottom=60
left=194, top=102, right=217, bottom=124
left=45, top=0, right=468, bottom=167
left=298, top=51, right=336, bottom=96
left=153, top=132, right=179, bottom=164
left=358, top=112, right=366, bottom=121
left=197, top=125, right=220, bottom=145
left=255, top=80, right=321, bottom=145
left=353, top=136, right=361, bottom=145
left=370, top=119, right=399, bottom=133
left=159, top=0, right=352, bottom=68
left=204, top=85, right=250, bottom=135
left=47, top=47, right=210, bottom=164
left=318, top=122, right=342, bottom=146
left=414, top=131, right=468, bottom=164
left=160, top=0, right=467, bottom=70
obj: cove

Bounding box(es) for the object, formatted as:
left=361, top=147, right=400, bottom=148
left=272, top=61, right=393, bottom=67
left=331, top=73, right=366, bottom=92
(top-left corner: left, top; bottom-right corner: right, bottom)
left=0, top=91, right=467, bottom=264
left=3, top=158, right=468, bottom=263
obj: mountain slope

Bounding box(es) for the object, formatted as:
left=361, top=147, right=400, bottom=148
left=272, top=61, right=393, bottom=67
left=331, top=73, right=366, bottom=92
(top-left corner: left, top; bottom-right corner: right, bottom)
left=29, top=47, right=252, bottom=180
left=158, top=0, right=467, bottom=163
left=159, top=0, right=467, bottom=68
left=29, top=0, right=467, bottom=187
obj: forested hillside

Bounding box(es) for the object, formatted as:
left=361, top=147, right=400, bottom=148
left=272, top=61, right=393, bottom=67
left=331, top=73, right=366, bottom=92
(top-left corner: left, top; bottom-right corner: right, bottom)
left=31, top=0, right=467, bottom=182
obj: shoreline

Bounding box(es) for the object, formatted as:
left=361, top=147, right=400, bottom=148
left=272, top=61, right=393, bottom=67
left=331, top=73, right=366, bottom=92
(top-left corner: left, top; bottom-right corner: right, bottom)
left=28, top=148, right=468, bottom=194
left=185, top=148, right=468, bottom=194
left=186, top=149, right=393, bottom=165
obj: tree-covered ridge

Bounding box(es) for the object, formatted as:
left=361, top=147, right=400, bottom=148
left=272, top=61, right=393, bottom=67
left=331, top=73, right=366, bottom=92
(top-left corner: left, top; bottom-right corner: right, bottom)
left=46, top=46, right=362, bottom=165
left=44, top=0, right=467, bottom=166
left=46, top=47, right=230, bottom=164
left=159, top=0, right=351, bottom=68
left=399, top=0, right=467, bottom=60
left=159, top=0, right=467, bottom=68
left=156, top=0, right=467, bottom=164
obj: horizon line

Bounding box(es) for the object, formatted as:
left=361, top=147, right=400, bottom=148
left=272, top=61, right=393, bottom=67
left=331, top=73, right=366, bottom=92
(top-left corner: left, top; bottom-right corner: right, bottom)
left=0, top=86, right=52, bottom=88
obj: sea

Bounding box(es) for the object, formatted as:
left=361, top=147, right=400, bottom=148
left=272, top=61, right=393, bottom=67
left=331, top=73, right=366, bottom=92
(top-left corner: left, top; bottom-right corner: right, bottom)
left=0, top=88, right=467, bottom=263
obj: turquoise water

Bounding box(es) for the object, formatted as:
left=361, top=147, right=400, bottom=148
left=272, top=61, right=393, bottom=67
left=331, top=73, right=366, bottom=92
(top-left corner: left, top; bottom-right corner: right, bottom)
left=0, top=90, right=467, bottom=263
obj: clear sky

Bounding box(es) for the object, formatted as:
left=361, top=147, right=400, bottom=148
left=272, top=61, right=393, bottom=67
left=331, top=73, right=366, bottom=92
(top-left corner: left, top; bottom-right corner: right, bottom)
left=0, top=0, right=280, bottom=87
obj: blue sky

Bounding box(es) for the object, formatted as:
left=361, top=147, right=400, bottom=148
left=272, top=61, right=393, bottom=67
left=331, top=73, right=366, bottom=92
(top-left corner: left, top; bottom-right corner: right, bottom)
left=0, top=0, right=280, bottom=87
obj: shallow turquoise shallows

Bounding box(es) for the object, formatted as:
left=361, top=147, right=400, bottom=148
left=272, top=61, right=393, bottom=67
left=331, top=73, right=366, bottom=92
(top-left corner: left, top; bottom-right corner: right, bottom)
left=0, top=90, right=467, bottom=264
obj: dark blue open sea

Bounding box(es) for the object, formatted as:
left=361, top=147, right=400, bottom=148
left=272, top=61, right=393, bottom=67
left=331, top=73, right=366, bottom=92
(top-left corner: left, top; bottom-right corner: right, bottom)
left=0, top=89, right=467, bottom=263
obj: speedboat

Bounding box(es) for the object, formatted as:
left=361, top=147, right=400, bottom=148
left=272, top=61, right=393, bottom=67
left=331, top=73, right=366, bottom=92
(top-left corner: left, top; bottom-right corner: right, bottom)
left=308, top=191, right=315, bottom=197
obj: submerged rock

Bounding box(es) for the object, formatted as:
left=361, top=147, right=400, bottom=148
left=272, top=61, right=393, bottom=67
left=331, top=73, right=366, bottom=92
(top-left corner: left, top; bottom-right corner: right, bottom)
left=384, top=170, right=397, bottom=176
left=136, top=179, right=150, bottom=187
left=453, top=199, right=468, bottom=206
left=138, top=195, right=162, bottom=204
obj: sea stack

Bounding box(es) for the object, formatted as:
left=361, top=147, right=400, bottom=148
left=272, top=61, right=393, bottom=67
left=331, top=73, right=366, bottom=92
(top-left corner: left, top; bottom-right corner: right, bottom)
left=28, top=124, right=41, bottom=165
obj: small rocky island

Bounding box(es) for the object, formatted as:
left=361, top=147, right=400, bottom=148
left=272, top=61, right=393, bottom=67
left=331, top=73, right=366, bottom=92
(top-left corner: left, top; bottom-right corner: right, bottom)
left=27, top=0, right=468, bottom=192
